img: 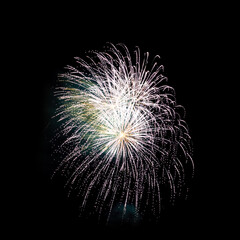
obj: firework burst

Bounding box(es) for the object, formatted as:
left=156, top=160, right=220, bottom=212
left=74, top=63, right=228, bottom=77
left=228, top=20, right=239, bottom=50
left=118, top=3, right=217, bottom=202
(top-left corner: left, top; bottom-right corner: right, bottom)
left=52, top=43, right=194, bottom=224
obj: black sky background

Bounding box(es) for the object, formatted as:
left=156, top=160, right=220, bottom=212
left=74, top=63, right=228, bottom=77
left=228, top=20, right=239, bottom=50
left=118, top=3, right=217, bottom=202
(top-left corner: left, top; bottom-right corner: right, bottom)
left=11, top=3, right=230, bottom=239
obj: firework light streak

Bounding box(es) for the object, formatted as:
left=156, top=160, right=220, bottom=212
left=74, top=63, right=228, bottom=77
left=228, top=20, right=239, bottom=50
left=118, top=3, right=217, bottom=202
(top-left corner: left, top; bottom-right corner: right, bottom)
left=52, top=43, right=194, bottom=224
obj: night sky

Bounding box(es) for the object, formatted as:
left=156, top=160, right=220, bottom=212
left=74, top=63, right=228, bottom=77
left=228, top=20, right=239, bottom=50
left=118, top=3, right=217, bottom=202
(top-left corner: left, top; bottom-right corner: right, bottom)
left=13, top=4, right=227, bottom=239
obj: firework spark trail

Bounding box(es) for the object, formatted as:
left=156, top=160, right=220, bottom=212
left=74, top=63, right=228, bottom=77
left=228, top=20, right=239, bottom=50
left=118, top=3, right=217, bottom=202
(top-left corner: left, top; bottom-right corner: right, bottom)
left=52, top=43, right=194, bottom=223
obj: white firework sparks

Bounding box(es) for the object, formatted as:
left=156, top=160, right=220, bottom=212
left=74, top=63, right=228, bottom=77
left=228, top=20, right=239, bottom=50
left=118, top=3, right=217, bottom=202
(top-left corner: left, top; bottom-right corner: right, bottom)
left=52, top=43, right=194, bottom=224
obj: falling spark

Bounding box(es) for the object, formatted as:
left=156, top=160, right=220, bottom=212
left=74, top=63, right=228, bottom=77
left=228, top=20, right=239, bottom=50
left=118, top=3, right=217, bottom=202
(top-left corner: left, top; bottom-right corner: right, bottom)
left=52, top=43, right=194, bottom=224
